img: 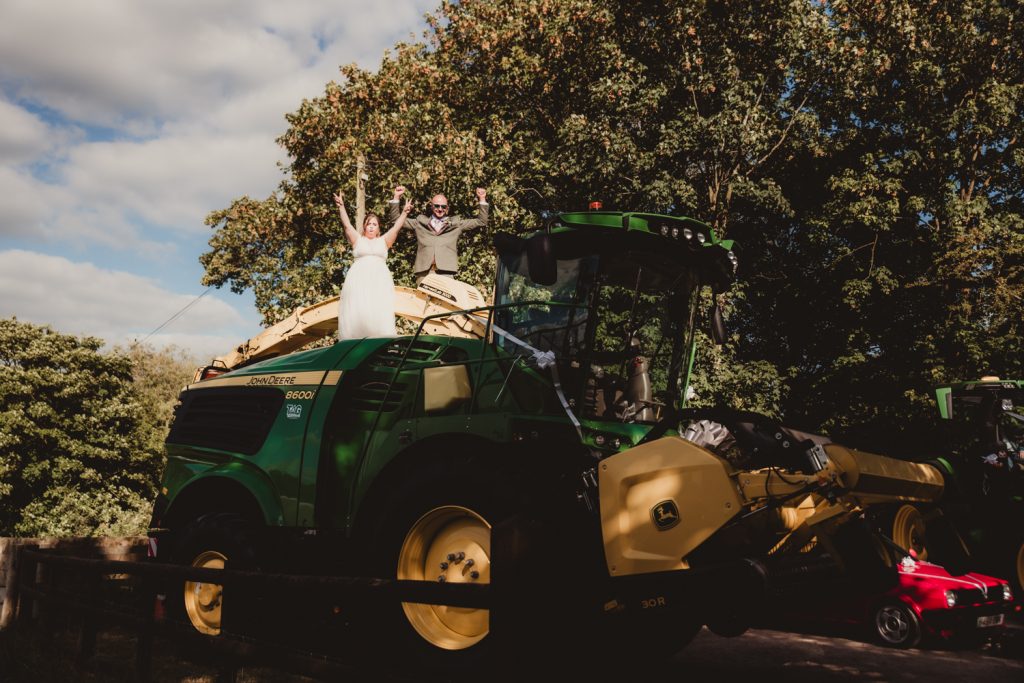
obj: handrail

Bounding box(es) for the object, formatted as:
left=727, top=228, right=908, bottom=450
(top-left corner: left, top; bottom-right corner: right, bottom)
left=359, top=299, right=589, bottom=470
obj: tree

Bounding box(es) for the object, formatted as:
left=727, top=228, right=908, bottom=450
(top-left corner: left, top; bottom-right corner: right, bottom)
left=734, top=0, right=1024, bottom=452
left=121, top=343, right=196, bottom=457
left=0, top=319, right=182, bottom=536
left=200, top=0, right=1022, bottom=445
left=200, top=0, right=822, bottom=413
left=201, top=0, right=825, bottom=315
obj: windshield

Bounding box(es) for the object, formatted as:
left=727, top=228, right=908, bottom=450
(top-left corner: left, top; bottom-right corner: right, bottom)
left=943, top=387, right=1024, bottom=457
left=494, top=252, right=597, bottom=359
left=494, top=241, right=700, bottom=424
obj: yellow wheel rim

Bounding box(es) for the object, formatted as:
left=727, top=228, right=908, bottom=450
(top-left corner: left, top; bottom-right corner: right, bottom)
left=184, top=550, right=226, bottom=635
left=891, top=505, right=928, bottom=561
left=397, top=506, right=491, bottom=650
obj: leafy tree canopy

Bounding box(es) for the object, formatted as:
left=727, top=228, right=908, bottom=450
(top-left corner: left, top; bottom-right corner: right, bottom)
left=201, top=0, right=1023, bottom=453
left=737, top=0, right=1024, bottom=452
left=0, top=319, right=192, bottom=536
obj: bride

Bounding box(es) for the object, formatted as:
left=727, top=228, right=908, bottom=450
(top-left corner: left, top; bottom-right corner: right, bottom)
left=333, top=191, right=412, bottom=340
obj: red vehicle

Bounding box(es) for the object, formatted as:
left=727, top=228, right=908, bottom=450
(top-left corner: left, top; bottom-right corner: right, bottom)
left=772, top=545, right=1015, bottom=648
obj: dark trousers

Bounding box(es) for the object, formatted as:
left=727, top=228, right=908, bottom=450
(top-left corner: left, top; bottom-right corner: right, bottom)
left=415, top=265, right=456, bottom=286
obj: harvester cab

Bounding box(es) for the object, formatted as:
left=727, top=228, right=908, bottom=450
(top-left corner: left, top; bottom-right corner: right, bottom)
left=935, top=378, right=1024, bottom=466
left=489, top=211, right=736, bottom=448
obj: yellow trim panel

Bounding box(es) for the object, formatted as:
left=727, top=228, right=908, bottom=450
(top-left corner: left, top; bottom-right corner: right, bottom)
left=186, top=370, right=331, bottom=391
left=599, top=436, right=742, bottom=576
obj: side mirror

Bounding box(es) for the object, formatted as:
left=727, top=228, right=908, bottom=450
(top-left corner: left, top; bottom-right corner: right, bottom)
left=710, top=303, right=726, bottom=345
left=527, top=232, right=557, bottom=286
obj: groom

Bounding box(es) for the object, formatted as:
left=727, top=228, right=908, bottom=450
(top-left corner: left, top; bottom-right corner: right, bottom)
left=389, top=185, right=488, bottom=285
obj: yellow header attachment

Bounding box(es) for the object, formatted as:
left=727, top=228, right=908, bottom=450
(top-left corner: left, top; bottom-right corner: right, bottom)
left=598, top=435, right=945, bottom=577
left=823, top=444, right=944, bottom=504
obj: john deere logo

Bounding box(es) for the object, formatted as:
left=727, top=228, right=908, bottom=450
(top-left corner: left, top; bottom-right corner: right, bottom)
left=651, top=500, right=680, bottom=531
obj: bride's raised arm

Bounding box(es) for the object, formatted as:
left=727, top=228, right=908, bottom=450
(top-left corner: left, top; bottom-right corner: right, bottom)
left=333, top=192, right=361, bottom=246
left=383, top=199, right=413, bottom=248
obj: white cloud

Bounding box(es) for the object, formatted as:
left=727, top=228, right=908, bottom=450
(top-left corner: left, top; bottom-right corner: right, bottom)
left=0, top=0, right=435, bottom=253
left=0, top=249, right=257, bottom=361
left=0, top=1, right=293, bottom=130
left=61, top=132, right=283, bottom=233
left=0, top=0, right=434, bottom=130
left=0, top=98, right=53, bottom=163
left=0, top=167, right=52, bottom=237
left=0, top=0, right=436, bottom=348
left=0, top=165, right=177, bottom=252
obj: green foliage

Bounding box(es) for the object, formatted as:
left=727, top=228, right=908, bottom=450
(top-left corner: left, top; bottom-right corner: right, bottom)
left=120, top=343, right=195, bottom=455
left=16, top=486, right=153, bottom=538
left=0, top=319, right=189, bottom=537
left=735, top=0, right=1024, bottom=452
left=202, top=0, right=1022, bottom=454
left=201, top=0, right=825, bottom=323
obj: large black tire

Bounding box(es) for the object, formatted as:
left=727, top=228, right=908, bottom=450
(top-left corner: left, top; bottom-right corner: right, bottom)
left=359, top=456, right=702, bottom=675
left=361, top=460, right=514, bottom=672
left=169, top=512, right=265, bottom=637
left=872, top=601, right=922, bottom=649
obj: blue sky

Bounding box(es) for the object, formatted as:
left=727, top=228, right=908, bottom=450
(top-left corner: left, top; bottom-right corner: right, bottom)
left=0, top=0, right=435, bottom=362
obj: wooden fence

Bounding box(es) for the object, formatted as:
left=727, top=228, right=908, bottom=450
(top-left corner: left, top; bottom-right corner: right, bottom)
left=0, top=517, right=610, bottom=681
left=3, top=543, right=498, bottom=682
left=0, top=537, right=147, bottom=631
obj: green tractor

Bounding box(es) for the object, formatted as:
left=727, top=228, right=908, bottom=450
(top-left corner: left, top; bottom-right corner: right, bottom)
left=150, top=210, right=948, bottom=667
left=886, top=378, right=1024, bottom=596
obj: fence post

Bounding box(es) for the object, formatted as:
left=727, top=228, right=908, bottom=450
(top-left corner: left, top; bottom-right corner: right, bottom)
left=490, top=514, right=530, bottom=656
left=75, top=568, right=101, bottom=670
left=134, top=572, right=156, bottom=683
left=491, top=511, right=569, bottom=666
left=38, top=552, right=57, bottom=646
left=14, top=545, right=39, bottom=635
left=215, top=560, right=239, bottom=683
left=0, top=540, right=22, bottom=631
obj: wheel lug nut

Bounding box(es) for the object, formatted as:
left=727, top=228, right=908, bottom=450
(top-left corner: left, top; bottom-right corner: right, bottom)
left=437, top=575, right=446, bottom=583
left=455, top=551, right=465, bottom=563
left=465, top=558, right=475, bottom=568
left=447, top=553, right=456, bottom=562
left=470, top=571, right=480, bottom=580
left=440, top=561, right=449, bottom=570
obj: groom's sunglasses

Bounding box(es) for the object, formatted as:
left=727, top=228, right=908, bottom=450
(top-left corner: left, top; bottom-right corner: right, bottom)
left=432, top=203, right=448, bottom=209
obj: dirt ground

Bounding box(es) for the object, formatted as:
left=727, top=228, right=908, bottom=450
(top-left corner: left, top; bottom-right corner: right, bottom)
left=2, top=619, right=1022, bottom=682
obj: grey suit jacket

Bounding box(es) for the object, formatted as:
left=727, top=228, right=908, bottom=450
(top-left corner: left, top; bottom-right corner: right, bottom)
left=389, top=201, right=489, bottom=273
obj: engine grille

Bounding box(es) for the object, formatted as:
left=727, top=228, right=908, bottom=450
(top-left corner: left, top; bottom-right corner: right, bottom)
left=950, top=585, right=1005, bottom=605
left=167, top=387, right=283, bottom=454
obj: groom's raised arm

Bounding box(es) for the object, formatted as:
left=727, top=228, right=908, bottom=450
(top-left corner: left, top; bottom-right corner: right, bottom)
left=455, top=187, right=489, bottom=231
left=388, top=185, right=413, bottom=228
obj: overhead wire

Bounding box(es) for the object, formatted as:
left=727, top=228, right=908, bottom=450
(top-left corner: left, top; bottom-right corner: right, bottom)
left=133, top=287, right=212, bottom=347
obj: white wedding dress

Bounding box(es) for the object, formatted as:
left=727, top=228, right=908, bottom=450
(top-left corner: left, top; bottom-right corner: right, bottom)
left=338, top=236, right=396, bottom=340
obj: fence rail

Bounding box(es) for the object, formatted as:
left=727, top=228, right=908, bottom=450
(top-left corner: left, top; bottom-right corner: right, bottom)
left=6, top=544, right=497, bottom=682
